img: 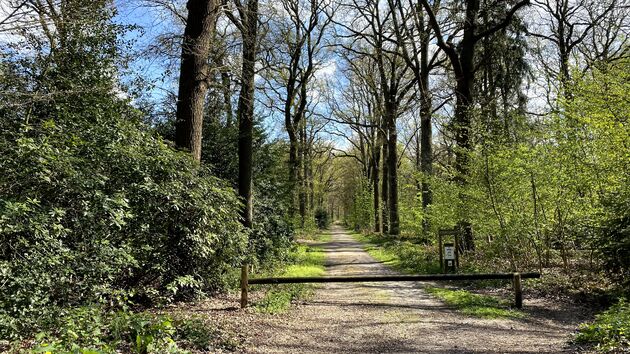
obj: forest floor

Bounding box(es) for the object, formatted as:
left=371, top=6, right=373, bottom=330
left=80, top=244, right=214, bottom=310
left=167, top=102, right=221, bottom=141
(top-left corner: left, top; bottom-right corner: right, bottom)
left=175, top=225, right=594, bottom=353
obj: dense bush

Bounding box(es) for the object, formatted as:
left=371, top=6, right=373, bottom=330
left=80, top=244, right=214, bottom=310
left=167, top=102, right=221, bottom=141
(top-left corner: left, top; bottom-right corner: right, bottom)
left=599, top=197, right=630, bottom=289
left=158, top=113, right=295, bottom=268
left=0, top=305, right=233, bottom=353
left=0, top=108, right=247, bottom=338
left=314, top=208, right=330, bottom=229
left=0, top=1, right=254, bottom=340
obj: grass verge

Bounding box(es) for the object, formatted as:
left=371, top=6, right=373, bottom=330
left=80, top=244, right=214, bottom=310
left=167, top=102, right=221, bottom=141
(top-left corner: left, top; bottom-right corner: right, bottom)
left=575, top=298, right=629, bottom=352
left=351, top=231, right=524, bottom=319
left=426, top=287, right=525, bottom=319
left=254, top=237, right=327, bottom=314
left=349, top=232, right=441, bottom=274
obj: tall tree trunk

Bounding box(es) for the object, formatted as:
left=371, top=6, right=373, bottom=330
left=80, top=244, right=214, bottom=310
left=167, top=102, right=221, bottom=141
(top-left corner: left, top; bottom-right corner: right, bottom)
left=419, top=16, right=433, bottom=239
left=236, top=0, right=258, bottom=228
left=175, top=0, right=218, bottom=161
left=288, top=129, right=299, bottom=217
left=419, top=0, right=528, bottom=251
left=454, top=71, right=474, bottom=251
left=372, top=152, right=380, bottom=233
left=386, top=102, right=400, bottom=236
left=381, top=126, right=389, bottom=234
left=298, top=121, right=307, bottom=223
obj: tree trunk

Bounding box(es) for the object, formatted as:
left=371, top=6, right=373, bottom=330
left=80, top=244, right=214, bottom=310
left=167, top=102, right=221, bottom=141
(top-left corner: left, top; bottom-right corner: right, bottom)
left=175, top=0, right=219, bottom=161
left=419, top=18, right=433, bottom=238
left=221, top=69, right=233, bottom=127
left=372, top=153, right=380, bottom=233
left=236, top=0, right=258, bottom=228
left=381, top=126, right=389, bottom=234
left=386, top=102, right=400, bottom=236
left=288, top=129, right=299, bottom=217
left=451, top=0, right=478, bottom=251
left=298, top=121, right=307, bottom=224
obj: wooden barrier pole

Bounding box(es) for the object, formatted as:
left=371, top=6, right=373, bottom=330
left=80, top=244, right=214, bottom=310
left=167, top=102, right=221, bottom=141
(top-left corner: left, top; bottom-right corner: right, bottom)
left=513, top=272, right=522, bottom=309
left=249, top=272, right=541, bottom=284
left=240, top=264, right=248, bottom=308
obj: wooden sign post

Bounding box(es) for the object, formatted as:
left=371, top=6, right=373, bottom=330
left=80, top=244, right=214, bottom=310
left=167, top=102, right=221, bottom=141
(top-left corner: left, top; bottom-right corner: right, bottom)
left=438, top=229, right=459, bottom=273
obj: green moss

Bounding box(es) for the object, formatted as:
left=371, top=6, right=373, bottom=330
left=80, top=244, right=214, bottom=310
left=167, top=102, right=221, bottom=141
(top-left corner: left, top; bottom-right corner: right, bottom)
left=426, top=287, right=525, bottom=319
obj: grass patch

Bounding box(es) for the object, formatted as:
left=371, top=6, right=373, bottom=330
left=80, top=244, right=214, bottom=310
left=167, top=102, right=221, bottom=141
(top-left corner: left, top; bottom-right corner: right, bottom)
left=349, top=232, right=440, bottom=274
left=254, top=243, right=326, bottom=314
left=575, top=298, right=629, bottom=352
left=426, top=287, right=525, bottom=319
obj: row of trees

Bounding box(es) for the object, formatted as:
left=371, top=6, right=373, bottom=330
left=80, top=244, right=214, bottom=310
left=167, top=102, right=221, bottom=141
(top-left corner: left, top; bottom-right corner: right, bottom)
left=329, top=0, right=628, bottom=279
left=0, top=0, right=627, bottom=342
left=168, top=0, right=628, bottom=280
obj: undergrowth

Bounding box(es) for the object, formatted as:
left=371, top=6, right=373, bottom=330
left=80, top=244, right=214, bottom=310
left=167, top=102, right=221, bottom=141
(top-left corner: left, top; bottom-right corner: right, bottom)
left=254, top=239, right=326, bottom=313
left=0, top=307, right=236, bottom=353
left=575, top=298, right=629, bottom=352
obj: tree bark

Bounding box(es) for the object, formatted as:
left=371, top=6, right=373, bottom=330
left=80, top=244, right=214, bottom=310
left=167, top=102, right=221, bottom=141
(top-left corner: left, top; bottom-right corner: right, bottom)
left=175, top=0, right=219, bottom=161
left=298, top=120, right=307, bottom=223
left=372, top=148, right=381, bottom=233
left=380, top=125, right=389, bottom=234
left=386, top=101, right=400, bottom=236
left=419, top=13, right=433, bottom=238
left=235, top=0, right=258, bottom=228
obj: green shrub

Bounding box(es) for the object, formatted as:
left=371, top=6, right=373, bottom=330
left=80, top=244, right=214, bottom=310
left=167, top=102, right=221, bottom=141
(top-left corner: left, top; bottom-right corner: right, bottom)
left=23, top=307, right=216, bottom=353
left=576, top=298, right=630, bottom=352
left=0, top=112, right=247, bottom=338
left=0, top=1, right=249, bottom=340
left=314, top=208, right=329, bottom=229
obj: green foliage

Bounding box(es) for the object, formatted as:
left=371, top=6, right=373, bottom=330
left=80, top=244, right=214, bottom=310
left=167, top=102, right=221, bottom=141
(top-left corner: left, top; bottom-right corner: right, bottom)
left=0, top=0, right=247, bottom=340
left=575, top=298, right=630, bottom=352
left=172, top=318, right=214, bottom=350
left=248, top=142, right=295, bottom=267
left=0, top=109, right=248, bottom=336
left=426, top=287, right=525, bottom=319
left=255, top=243, right=326, bottom=313
left=314, top=208, right=330, bottom=229
left=200, top=119, right=295, bottom=268
left=391, top=60, right=630, bottom=293
left=16, top=307, right=232, bottom=354
left=346, top=179, right=373, bottom=231
left=599, top=207, right=630, bottom=288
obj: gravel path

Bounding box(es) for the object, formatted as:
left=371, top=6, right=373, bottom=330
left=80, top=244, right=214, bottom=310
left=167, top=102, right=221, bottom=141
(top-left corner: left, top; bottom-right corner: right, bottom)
left=243, top=225, right=585, bottom=353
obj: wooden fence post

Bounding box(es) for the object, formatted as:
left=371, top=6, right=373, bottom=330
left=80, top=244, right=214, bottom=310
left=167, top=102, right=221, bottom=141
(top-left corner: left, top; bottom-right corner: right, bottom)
left=513, top=272, right=522, bottom=309
left=240, top=264, right=248, bottom=309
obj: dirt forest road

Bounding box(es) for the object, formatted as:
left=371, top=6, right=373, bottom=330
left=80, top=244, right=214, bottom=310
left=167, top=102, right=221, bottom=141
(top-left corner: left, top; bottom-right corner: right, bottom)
left=243, top=225, right=586, bottom=353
